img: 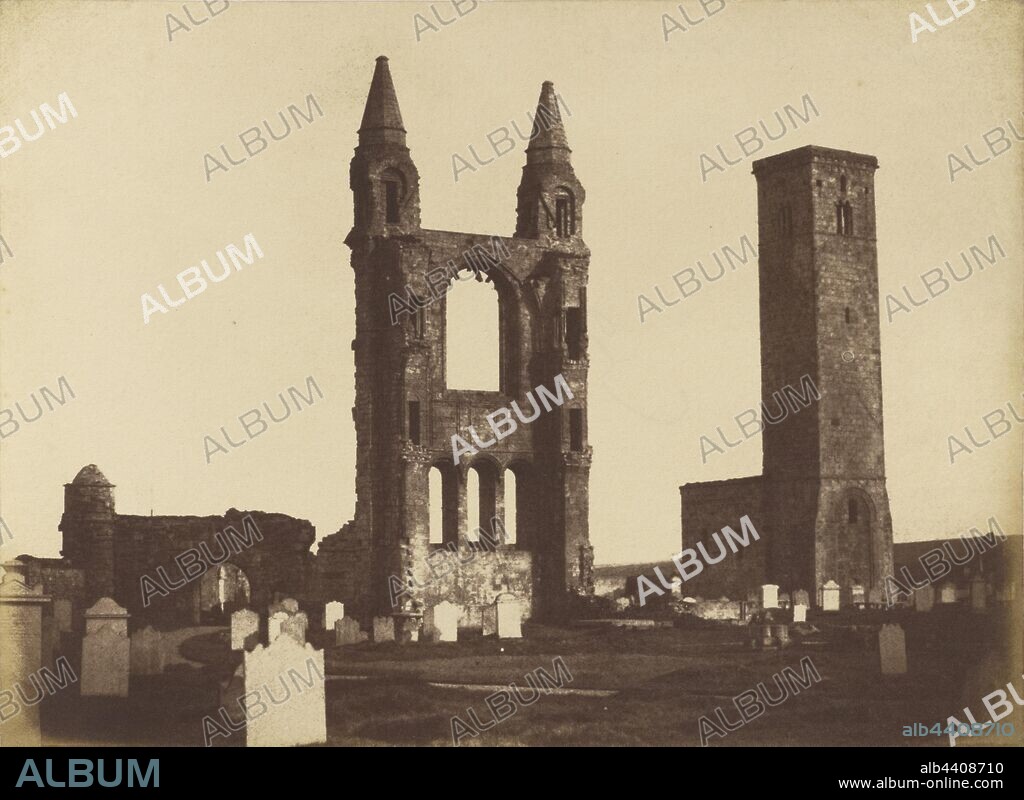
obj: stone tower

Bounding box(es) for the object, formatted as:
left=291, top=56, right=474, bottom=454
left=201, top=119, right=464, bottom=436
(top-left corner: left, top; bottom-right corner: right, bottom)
left=59, top=464, right=116, bottom=603
left=341, top=57, right=593, bottom=623
left=753, top=146, right=894, bottom=599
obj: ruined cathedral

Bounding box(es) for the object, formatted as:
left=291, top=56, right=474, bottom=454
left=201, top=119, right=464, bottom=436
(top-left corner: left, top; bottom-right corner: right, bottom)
left=681, top=146, right=895, bottom=606
left=316, top=57, right=594, bottom=623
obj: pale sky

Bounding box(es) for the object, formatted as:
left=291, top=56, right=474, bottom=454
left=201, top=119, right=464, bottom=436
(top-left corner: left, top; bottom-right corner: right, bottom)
left=0, top=0, right=1021, bottom=566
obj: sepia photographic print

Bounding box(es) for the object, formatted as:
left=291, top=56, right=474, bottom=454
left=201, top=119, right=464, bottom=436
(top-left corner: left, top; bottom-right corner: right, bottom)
left=0, top=0, right=1021, bottom=787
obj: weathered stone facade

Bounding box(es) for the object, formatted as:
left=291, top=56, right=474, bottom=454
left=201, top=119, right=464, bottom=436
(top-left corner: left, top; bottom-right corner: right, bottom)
left=682, top=146, right=894, bottom=606
left=58, top=465, right=315, bottom=624
left=318, top=57, right=593, bottom=623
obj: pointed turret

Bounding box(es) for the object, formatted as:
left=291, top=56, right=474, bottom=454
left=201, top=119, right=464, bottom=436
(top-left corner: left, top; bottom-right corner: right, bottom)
left=525, top=81, right=571, bottom=166
left=349, top=56, right=420, bottom=236
left=515, top=81, right=584, bottom=242
left=358, top=56, right=407, bottom=147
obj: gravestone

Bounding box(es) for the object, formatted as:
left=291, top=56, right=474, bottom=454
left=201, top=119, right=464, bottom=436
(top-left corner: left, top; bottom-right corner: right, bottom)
left=324, top=601, right=344, bottom=631
left=482, top=604, right=498, bottom=636
left=268, top=611, right=289, bottom=643
left=394, top=613, right=421, bottom=644
left=851, top=584, right=866, bottom=607
left=335, top=617, right=362, bottom=646
left=821, top=580, right=840, bottom=611
left=970, top=579, right=986, bottom=612
left=130, top=626, right=165, bottom=676
left=792, top=603, right=807, bottom=623
left=53, top=598, right=73, bottom=633
left=243, top=636, right=326, bottom=747
left=867, top=587, right=883, bottom=608
left=879, top=623, right=907, bottom=675
left=372, top=615, right=395, bottom=643
left=940, top=583, right=957, bottom=604
left=914, top=585, right=934, bottom=612
left=669, top=577, right=683, bottom=596
left=761, top=584, right=779, bottom=609
left=281, top=612, right=309, bottom=645
left=82, top=598, right=130, bottom=697
left=496, top=595, right=522, bottom=639
left=0, top=568, right=51, bottom=745
left=778, top=592, right=791, bottom=609
left=425, top=601, right=459, bottom=642
left=793, top=589, right=810, bottom=607
left=269, top=598, right=300, bottom=617
left=231, top=609, right=260, bottom=651
left=41, top=615, right=58, bottom=670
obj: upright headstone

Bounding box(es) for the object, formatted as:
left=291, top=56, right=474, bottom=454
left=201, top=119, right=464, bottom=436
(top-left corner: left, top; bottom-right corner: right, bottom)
left=372, top=615, right=395, bottom=643
left=281, top=612, right=309, bottom=645
left=269, top=598, right=300, bottom=617
left=81, top=598, right=130, bottom=697
left=778, top=592, right=791, bottom=609
left=231, top=609, right=260, bottom=651
left=821, top=580, right=840, bottom=611
left=425, top=601, right=459, bottom=642
left=940, top=582, right=957, bottom=604
left=244, top=636, right=326, bottom=747
left=793, top=589, right=810, bottom=608
left=851, top=584, right=866, bottom=607
left=867, top=587, right=883, bottom=608
left=970, top=578, right=987, bottom=612
left=335, top=617, right=362, bottom=646
left=268, top=611, right=289, bottom=643
left=53, top=598, right=73, bottom=633
left=495, top=595, right=522, bottom=639
left=482, top=604, right=498, bottom=636
left=324, top=601, right=345, bottom=631
left=914, top=585, right=934, bottom=612
left=761, top=584, right=779, bottom=609
left=130, top=626, right=165, bottom=676
left=792, top=603, right=807, bottom=623
left=879, top=623, right=907, bottom=675
left=0, top=567, right=51, bottom=745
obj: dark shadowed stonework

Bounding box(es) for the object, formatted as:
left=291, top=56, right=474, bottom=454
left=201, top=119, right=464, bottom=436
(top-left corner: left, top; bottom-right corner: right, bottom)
left=315, top=57, right=594, bottom=624
left=58, top=465, right=315, bottom=624
left=681, top=146, right=894, bottom=606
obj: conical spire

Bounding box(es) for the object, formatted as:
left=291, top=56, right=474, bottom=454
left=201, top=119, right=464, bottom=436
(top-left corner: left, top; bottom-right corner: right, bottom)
left=525, top=81, right=571, bottom=165
left=358, top=56, right=406, bottom=146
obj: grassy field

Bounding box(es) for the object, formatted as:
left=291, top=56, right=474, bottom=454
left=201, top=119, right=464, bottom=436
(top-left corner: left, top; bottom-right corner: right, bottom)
left=38, top=606, right=1023, bottom=747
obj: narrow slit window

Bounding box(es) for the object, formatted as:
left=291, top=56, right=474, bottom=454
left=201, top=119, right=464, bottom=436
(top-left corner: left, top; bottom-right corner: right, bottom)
left=555, top=198, right=571, bottom=237
left=566, top=307, right=583, bottom=360
left=384, top=180, right=400, bottom=223
left=569, top=409, right=583, bottom=452
left=848, top=497, right=859, bottom=524
left=408, top=401, right=421, bottom=445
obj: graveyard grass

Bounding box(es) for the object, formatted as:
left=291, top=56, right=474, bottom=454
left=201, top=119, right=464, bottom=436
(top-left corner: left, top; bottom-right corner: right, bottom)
left=37, top=604, right=1023, bottom=747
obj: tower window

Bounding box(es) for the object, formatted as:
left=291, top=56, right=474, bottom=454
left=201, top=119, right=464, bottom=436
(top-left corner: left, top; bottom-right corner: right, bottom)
left=555, top=199, right=571, bottom=237
left=566, top=307, right=583, bottom=360
left=836, top=202, right=853, bottom=236
left=569, top=409, right=583, bottom=452
left=840, top=175, right=847, bottom=194
left=413, top=306, right=425, bottom=339
left=848, top=497, right=858, bottom=524
left=384, top=180, right=400, bottom=223
left=407, top=401, right=421, bottom=445
left=554, top=190, right=575, bottom=237
left=844, top=306, right=853, bottom=323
